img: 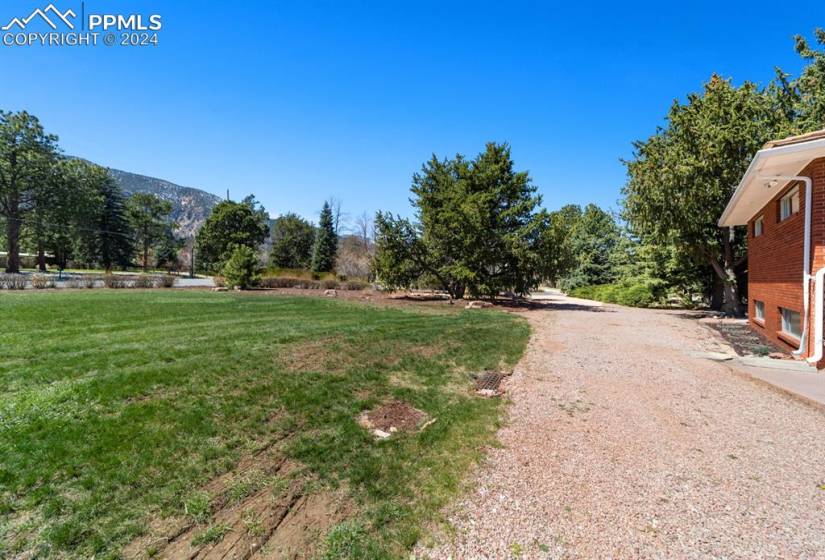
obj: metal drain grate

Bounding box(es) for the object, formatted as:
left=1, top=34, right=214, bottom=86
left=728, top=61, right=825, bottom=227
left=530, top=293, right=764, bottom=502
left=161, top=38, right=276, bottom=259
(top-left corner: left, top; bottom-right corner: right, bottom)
left=472, top=371, right=507, bottom=391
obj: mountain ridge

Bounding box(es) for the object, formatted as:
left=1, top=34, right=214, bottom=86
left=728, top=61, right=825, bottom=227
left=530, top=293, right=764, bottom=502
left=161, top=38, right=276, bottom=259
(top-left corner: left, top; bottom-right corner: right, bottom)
left=76, top=159, right=223, bottom=238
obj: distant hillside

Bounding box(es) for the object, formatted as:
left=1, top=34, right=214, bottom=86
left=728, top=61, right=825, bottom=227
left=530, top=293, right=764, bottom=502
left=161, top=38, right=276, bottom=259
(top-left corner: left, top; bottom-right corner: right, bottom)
left=105, top=167, right=222, bottom=238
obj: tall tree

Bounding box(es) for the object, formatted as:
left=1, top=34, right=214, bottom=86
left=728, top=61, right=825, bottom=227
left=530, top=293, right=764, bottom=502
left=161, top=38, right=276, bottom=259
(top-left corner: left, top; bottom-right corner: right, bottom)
left=94, top=169, right=134, bottom=271
left=311, top=201, right=338, bottom=273
left=270, top=213, right=315, bottom=269
left=623, top=76, right=788, bottom=316
left=542, top=204, right=583, bottom=286
left=155, top=225, right=182, bottom=271
left=375, top=142, right=547, bottom=298
left=196, top=199, right=269, bottom=273
left=790, top=29, right=825, bottom=131
left=0, top=111, right=59, bottom=272
left=560, top=204, right=621, bottom=289
left=127, top=192, right=173, bottom=272
left=70, top=166, right=130, bottom=270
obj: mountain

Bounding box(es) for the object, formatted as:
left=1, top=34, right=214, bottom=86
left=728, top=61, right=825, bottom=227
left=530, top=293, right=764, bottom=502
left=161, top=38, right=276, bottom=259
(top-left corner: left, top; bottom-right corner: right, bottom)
left=105, top=167, right=223, bottom=238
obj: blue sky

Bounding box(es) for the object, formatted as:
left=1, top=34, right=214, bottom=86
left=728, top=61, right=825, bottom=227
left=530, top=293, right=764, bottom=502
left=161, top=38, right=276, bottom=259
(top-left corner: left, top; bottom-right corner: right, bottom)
left=2, top=1, right=823, bottom=227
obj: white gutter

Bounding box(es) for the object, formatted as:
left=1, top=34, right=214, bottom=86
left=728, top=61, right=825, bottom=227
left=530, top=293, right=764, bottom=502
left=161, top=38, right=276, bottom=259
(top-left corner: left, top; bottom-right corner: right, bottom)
left=763, top=176, right=813, bottom=356
left=808, top=267, right=825, bottom=363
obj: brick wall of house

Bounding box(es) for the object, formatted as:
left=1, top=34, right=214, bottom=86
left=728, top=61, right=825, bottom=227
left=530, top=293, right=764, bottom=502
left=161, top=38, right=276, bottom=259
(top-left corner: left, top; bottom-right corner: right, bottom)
left=747, top=157, right=825, bottom=368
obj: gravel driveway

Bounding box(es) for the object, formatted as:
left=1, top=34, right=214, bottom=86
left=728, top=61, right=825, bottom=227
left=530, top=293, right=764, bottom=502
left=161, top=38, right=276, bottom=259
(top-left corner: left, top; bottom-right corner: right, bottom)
left=421, top=292, right=825, bottom=559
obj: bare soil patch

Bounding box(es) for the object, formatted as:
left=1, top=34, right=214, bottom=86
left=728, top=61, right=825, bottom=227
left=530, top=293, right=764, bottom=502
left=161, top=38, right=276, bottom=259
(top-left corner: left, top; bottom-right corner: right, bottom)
left=279, top=336, right=347, bottom=373
left=123, top=433, right=351, bottom=560
left=358, top=401, right=430, bottom=433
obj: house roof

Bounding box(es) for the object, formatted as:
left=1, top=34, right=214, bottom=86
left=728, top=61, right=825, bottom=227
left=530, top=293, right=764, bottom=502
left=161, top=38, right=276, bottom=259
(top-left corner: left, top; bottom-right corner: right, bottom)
left=719, top=129, right=825, bottom=226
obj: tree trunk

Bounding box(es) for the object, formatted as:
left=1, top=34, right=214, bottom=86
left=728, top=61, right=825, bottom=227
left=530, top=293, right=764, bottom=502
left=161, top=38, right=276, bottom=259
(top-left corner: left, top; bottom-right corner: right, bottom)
left=5, top=205, right=20, bottom=274
left=37, top=241, right=46, bottom=272
left=143, top=241, right=149, bottom=272
left=451, top=283, right=465, bottom=300
left=709, top=228, right=744, bottom=317
left=710, top=275, right=724, bottom=310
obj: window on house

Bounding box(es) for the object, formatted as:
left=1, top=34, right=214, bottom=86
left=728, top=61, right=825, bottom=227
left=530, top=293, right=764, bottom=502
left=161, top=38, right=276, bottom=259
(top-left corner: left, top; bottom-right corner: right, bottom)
left=753, top=215, right=764, bottom=237
left=754, top=300, right=765, bottom=322
left=780, top=307, right=802, bottom=339
left=779, top=185, right=800, bottom=221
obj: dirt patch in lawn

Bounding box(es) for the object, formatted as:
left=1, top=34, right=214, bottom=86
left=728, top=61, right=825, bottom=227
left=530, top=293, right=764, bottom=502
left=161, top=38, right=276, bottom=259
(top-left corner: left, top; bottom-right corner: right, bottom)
left=279, top=336, right=348, bottom=374
left=358, top=401, right=431, bottom=434
left=123, top=432, right=352, bottom=560
left=280, top=337, right=447, bottom=376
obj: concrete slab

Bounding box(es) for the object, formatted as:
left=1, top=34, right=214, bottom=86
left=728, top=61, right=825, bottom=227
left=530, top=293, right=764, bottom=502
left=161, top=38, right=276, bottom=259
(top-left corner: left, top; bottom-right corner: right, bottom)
left=728, top=360, right=825, bottom=409
left=738, top=355, right=814, bottom=372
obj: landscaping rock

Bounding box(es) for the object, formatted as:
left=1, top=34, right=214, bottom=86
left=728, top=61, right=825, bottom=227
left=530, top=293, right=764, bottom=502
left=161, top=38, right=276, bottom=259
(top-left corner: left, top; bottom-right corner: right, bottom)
left=465, top=300, right=493, bottom=309
left=324, top=289, right=337, bottom=297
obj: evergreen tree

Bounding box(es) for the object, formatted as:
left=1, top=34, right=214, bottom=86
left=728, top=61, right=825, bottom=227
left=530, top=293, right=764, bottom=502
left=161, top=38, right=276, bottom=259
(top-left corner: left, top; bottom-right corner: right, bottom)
left=375, top=143, right=546, bottom=298
left=0, top=111, right=60, bottom=272
left=154, top=225, right=182, bottom=271
left=271, top=212, right=315, bottom=269
left=196, top=199, right=269, bottom=273
left=95, top=170, right=134, bottom=271
left=311, top=201, right=338, bottom=273
left=127, top=192, right=173, bottom=272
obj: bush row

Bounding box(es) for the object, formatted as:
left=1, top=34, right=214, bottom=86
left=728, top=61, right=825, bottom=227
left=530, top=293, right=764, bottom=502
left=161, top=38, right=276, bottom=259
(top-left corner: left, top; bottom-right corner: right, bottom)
left=0, top=273, right=177, bottom=290
left=568, top=280, right=665, bottom=308
left=101, top=275, right=177, bottom=289
left=0, top=273, right=27, bottom=290
left=258, top=276, right=370, bottom=291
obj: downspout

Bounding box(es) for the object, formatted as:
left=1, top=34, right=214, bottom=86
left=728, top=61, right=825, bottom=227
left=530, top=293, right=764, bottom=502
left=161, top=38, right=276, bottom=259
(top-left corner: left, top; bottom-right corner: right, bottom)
left=766, top=176, right=813, bottom=357
left=808, top=267, right=825, bottom=364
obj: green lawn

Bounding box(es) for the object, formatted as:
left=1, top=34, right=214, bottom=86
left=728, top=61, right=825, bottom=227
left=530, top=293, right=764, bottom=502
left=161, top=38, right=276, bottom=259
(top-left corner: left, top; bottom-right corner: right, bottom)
left=0, top=291, right=529, bottom=558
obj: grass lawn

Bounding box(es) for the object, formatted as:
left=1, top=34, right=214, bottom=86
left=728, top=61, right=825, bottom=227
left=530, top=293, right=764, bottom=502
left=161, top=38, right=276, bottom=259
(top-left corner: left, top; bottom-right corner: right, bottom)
left=0, top=291, right=529, bottom=558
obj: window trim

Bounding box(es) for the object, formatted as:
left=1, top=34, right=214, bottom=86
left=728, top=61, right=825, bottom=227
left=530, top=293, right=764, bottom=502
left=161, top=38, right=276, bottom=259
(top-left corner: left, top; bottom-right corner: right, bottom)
left=753, top=215, right=764, bottom=237
left=779, top=185, right=800, bottom=222
left=779, top=307, right=802, bottom=340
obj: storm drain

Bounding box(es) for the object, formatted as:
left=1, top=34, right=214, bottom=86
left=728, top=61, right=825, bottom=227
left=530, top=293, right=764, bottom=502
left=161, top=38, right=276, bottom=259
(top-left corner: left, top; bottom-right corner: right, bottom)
left=471, top=371, right=509, bottom=397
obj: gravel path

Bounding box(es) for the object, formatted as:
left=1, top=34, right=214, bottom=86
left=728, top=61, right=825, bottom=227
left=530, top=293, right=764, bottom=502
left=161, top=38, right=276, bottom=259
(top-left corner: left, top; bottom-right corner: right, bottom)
left=421, top=292, right=825, bottom=559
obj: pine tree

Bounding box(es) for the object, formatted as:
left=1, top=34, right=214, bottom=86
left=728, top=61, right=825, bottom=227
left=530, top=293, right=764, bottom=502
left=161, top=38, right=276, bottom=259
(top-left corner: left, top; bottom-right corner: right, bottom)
left=97, top=173, right=134, bottom=271
left=311, top=201, right=338, bottom=273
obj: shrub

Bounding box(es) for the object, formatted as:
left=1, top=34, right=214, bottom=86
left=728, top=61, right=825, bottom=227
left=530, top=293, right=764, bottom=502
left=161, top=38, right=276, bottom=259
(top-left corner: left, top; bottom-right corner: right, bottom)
left=321, top=279, right=338, bottom=290
left=132, top=275, right=155, bottom=289
left=31, top=274, right=55, bottom=289
left=0, top=273, right=27, bottom=290
left=221, top=246, right=262, bottom=289
left=156, top=275, right=176, bottom=288
left=342, top=280, right=369, bottom=291
left=103, top=274, right=128, bottom=289
left=67, top=275, right=98, bottom=289
left=260, top=276, right=300, bottom=288
left=213, top=276, right=226, bottom=288
left=568, top=279, right=665, bottom=308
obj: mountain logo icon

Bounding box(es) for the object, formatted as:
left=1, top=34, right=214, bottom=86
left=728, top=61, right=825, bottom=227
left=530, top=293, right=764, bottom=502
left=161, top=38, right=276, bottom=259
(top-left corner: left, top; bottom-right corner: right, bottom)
left=2, top=4, right=76, bottom=31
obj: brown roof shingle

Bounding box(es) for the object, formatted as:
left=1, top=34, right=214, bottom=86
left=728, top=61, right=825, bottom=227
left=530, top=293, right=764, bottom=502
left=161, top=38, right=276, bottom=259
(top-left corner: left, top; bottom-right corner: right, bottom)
left=763, top=129, right=825, bottom=149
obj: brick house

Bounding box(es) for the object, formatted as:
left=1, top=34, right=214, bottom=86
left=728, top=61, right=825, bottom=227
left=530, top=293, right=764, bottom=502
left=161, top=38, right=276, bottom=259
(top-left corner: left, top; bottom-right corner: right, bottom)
left=719, top=130, right=825, bottom=368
